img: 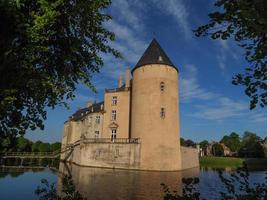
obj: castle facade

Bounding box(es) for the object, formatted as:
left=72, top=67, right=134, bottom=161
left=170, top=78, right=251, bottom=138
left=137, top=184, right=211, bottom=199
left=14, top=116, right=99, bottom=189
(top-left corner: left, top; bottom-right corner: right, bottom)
left=61, top=39, right=199, bottom=171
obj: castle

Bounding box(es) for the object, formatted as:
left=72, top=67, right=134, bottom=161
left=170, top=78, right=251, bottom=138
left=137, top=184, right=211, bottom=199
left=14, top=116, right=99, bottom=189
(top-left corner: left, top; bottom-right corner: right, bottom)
left=61, top=39, right=199, bottom=171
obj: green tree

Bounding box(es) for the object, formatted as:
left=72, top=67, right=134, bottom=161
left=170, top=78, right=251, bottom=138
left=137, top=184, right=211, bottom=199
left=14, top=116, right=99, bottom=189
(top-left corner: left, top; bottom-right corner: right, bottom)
left=194, top=0, right=267, bottom=109
left=242, top=131, right=261, bottom=142
left=0, top=0, right=120, bottom=136
left=32, top=141, right=43, bottom=152
left=0, top=135, right=17, bottom=152
left=220, top=132, right=241, bottom=152
left=0, top=137, right=12, bottom=152
left=180, top=137, right=185, bottom=146
left=211, top=143, right=224, bottom=157
left=50, top=142, right=61, bottom=152
left=16, top=136, right=32, bottom=152
left=38, top=142, right=51, bottom=152
left=199, top=140, right=209, bottom=149
left=238, top=131, right=265, bottom=158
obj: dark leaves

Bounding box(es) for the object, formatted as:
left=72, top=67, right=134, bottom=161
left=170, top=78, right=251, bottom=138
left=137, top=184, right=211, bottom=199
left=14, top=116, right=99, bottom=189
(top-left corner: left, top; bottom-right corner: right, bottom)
left=0, top=0, right=121, bottom=136
left=194, top=0, right=267, bottom=109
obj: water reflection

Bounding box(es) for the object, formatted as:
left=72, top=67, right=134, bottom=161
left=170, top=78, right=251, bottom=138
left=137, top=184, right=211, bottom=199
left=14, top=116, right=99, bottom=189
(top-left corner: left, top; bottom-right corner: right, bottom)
left=58, top=162, right=200, bottom=200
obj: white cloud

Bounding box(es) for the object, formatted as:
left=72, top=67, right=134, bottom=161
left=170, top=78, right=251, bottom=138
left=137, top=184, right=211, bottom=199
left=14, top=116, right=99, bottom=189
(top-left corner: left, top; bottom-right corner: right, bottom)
left=217, top=53, right=226, bottom=70
left=189, top=97, right=248, bottom=121
left=180, top=64, right=219, bottom=102
left=151, top=0, right=191, bottom=39
left=111, top=0, right=144, bottom=32
left=251, top=113, right=267, bottom=123
left=99, top=1, right=148, bottom=83
left=216, top=39, right=239, bottom=70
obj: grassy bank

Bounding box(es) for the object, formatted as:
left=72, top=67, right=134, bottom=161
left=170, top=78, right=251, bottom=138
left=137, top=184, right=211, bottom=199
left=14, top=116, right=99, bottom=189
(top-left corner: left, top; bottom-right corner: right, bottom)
left=200, top=156, right=244, bottom=169
left=200, top=156, right=267, bottom=170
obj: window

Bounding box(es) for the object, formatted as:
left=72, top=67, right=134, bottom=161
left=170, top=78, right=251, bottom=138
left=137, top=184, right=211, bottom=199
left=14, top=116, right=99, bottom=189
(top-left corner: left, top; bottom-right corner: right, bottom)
left=111, top=129, right=117, bottom=142
left=112, top=96, right=117, bottom=105
left=160, top=108, right=165, bottom=118
left=111, top=110, right=116, bottom=121
left=95, top=116, right=100, bottom=124
left=160, top=82, right=165, bottom=92
left=158, top=56, right=163, bottom=62
left=95, top=131, right=99, bottom=139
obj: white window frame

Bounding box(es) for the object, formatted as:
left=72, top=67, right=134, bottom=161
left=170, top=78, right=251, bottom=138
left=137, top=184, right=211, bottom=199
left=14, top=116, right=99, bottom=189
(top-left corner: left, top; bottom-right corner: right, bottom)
left=111, top=110, right=117, bottom=121
left=112, top=96, right=117, bottom=105
left=95, top=116, right=100, bottom=124
left=111, top=129, right=117, bottom=142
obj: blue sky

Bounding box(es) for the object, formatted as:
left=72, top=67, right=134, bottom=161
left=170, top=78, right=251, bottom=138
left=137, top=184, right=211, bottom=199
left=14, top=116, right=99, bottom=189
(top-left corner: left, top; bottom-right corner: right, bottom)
left=26, top=0, right=267, bottom=143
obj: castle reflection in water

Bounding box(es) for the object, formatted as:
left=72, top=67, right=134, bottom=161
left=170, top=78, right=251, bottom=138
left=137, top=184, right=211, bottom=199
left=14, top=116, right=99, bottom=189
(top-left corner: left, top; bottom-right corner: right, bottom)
left=57, top=162, right=200, bottom=200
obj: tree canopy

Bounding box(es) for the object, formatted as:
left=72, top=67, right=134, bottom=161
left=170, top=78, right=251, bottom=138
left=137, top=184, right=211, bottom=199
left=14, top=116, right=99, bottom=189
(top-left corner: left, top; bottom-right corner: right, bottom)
left=220, top=132, right=241, bottom=152
left=0, top=135, right=61, bottom=152
left=238, top=131, right=265, bottom=158
left=199, top=140, right=209, bottom=149
left=0, top=0, right=120, bottom=136
left=194, top=0, right=267, bottom=109
left=211, top=143, right=224, bottom=157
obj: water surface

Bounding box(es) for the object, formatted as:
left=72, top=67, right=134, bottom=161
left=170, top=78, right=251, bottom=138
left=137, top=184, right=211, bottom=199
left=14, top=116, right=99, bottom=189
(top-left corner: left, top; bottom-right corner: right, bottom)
left=0, top=164, right=266, bottom=200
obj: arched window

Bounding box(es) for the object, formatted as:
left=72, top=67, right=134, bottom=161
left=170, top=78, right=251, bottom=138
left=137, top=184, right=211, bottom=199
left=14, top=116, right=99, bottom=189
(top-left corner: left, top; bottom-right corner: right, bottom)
left=160, top=81, right=165, bottom=92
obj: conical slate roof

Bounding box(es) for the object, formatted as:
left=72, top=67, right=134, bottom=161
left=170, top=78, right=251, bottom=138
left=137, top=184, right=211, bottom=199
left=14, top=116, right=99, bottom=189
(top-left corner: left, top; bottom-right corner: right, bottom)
left=132, top=38, right=178, bottom=73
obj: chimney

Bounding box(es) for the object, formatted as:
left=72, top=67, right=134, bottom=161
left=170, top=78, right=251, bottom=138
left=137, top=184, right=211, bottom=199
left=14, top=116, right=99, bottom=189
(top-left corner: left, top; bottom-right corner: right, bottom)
left=125, top=67, right=131, bottom=88
left=118, top=75, right=123, bottom=88
left=86, top=101, right=93, bottom=108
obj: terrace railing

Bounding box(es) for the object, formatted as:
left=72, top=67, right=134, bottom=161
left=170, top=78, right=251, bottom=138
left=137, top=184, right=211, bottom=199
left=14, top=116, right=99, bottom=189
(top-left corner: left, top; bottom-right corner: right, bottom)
left=0, top=150, right=61, bottom=158
left=82, top=138, right=140, bottom=144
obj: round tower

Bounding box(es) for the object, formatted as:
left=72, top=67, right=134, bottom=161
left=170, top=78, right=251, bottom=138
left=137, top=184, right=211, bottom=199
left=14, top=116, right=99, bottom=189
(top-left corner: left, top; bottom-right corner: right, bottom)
left=131, top=39, right=182, bottom=171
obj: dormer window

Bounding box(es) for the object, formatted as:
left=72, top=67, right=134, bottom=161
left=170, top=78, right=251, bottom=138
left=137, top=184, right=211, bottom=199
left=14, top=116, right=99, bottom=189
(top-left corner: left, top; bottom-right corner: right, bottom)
left=160, top=82, right=165, bottom=92
left=158, top=56, right=163, bottom=62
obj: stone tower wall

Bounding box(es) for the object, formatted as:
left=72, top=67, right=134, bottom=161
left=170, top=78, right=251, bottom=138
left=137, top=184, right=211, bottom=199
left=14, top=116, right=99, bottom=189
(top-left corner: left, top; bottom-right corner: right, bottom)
left=131, top=64, right=182, bottom=170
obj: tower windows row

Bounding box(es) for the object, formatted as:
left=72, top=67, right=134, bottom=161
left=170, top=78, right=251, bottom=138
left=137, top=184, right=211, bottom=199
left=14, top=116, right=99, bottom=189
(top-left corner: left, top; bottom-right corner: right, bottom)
left=160, top=108, right=165, bottom=119
left=160, top=82, right=165, bottom=92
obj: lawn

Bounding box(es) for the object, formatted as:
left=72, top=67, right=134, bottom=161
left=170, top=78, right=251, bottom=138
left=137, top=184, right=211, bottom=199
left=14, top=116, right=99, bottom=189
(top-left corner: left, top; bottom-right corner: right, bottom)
left=200, top=156, right=267, bottom=170
left=200, top=156, right=244, bottom=169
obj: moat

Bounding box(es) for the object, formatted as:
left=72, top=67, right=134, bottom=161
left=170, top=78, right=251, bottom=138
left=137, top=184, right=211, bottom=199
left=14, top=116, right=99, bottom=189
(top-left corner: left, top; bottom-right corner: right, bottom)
left=0, top=163, right=266, bottom=200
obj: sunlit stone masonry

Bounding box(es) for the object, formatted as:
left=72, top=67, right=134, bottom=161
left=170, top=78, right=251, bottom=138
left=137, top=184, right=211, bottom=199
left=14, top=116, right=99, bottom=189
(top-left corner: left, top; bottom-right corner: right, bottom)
left=60, top=38, right=199, bottom=171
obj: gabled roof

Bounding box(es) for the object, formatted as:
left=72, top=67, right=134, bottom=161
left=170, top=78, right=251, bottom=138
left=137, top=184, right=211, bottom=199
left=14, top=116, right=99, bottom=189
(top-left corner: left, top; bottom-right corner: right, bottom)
left=132, top=38, right=178, bottom=73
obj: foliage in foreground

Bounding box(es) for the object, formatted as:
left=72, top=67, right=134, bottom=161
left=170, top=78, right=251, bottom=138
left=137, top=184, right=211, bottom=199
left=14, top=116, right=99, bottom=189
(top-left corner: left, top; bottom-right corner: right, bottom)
left=0, top=0, right=120, bottom=136
left=162, top=164, right=267, bottom=200
left=35, top=175, right=86, bottom=200
left=194, top=0, right=267, bottom=109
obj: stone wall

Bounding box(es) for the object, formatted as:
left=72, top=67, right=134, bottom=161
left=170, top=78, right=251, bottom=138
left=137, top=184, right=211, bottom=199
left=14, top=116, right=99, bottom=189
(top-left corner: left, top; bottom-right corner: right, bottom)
left=131, top=64, right=182, bottom=171
left=64, top=142, right=141, bottom=170
left=180, top=146, right=199, bottom=170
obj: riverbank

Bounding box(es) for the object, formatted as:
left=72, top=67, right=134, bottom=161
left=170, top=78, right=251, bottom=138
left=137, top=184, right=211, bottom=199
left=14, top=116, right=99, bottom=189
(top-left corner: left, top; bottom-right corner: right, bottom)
left=200, top=156, right=244, bottom=169
left=200, top=156, right=267, bottom=170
